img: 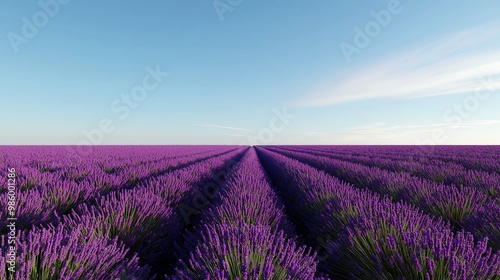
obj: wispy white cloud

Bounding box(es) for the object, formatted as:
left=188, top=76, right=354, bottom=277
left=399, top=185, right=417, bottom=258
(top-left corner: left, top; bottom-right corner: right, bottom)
left=296, top=22, right=500, bottom=107
left=344, top=120, right=500, bottom=135
left=465, top=120, right=500, bottom=126
left=222, top=133, right=252, bottom=137
left=303, top=120, right=500, bottom=144
left=198, top=124, right=252, bottom=132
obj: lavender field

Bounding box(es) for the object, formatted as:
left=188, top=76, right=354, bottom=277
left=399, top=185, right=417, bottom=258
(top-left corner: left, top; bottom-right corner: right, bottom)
left=1, top=145, right=500, bottom=279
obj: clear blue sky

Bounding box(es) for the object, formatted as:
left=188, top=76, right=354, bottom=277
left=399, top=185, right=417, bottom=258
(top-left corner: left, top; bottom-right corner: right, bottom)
left=1, top=0, right=499, bottom=145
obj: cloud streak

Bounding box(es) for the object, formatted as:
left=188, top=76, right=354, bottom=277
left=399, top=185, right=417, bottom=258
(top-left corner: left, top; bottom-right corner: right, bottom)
left=303, top=120, right=500, bottom=144
left=198, top=124, right=253, bottom=132
left=296, top=22, right=500, bottom=107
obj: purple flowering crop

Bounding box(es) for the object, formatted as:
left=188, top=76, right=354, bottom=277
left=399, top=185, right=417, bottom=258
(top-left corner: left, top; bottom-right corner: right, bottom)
left=0, top=145, right=498, bottom=279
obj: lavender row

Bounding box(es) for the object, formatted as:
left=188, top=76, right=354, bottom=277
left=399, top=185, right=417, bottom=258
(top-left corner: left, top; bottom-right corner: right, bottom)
left=0, top=224, right=152, bottom=279
left=0, top=145, right=235, bottom=194
left=291, top=145, right=500, bottom=175
left=1, top=147, right=247, bottom=279
left=170, top=148, right=318, bottom=279
left=298, top=145, right=500, bottom=159
left=0, top=146, right=239, bottom=234
left=286, top=146, right=500, bottom=198
left=268, top=146, right=500, bottom=251
left=418, top=153, right=500, bottom=176
left=256, top=147, right=500, bottom=279
left=55, top=146, right=248, bottom=276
